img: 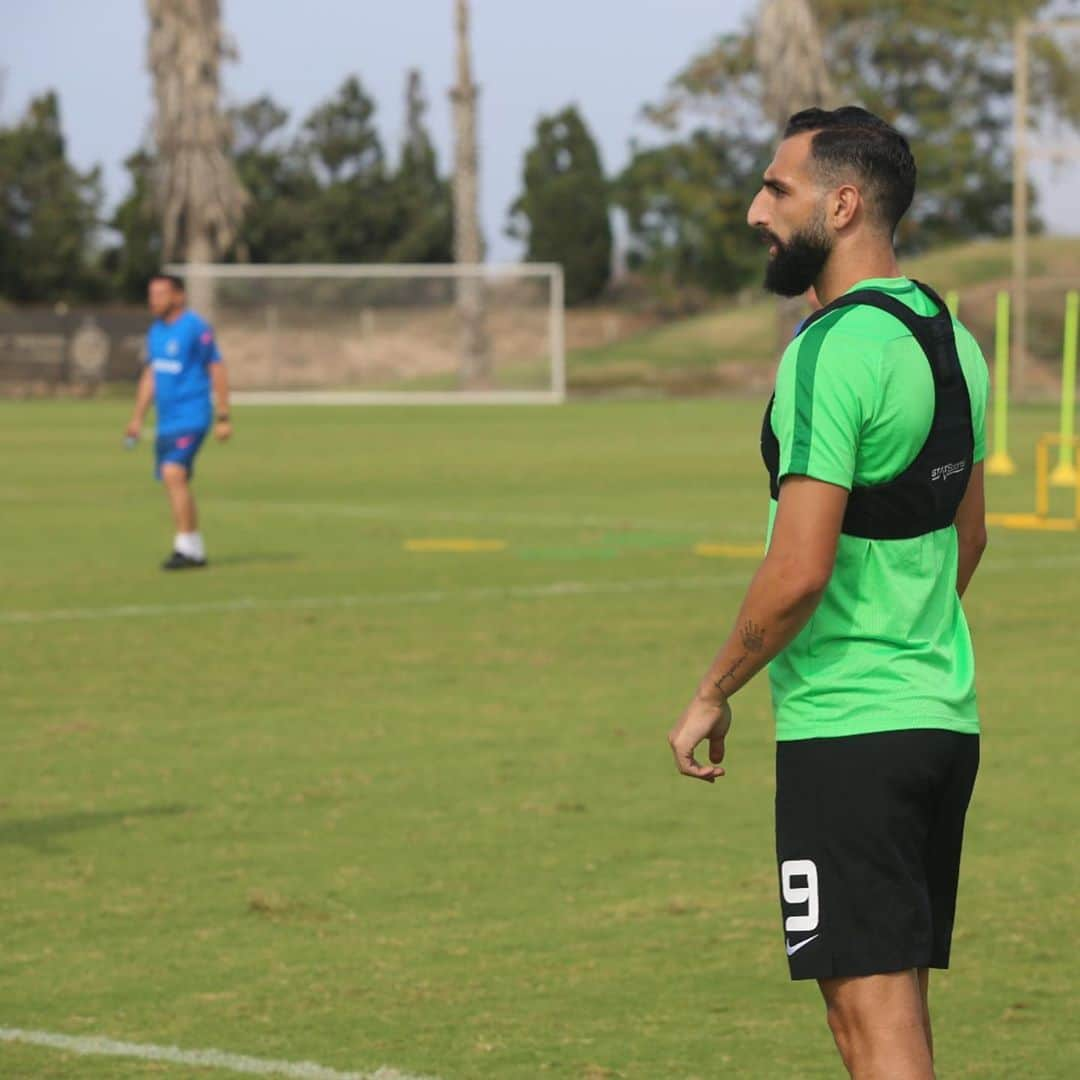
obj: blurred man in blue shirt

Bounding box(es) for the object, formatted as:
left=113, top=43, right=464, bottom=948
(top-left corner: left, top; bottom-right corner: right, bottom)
left=125, top=273, right=232, bottom=569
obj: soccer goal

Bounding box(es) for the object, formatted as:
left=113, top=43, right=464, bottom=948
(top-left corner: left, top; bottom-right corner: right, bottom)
left=164, top=262, right=566, bottom=405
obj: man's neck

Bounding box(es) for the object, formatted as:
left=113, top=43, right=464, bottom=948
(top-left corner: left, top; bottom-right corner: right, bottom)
left=814, top=247, right=901, bottom=307
left=162, top=306, right=187, bottom=325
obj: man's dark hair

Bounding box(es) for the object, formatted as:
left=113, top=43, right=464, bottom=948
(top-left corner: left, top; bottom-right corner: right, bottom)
left=784, top=106, right=916, bottom=234
left=149, top=272, right=185, bottom=292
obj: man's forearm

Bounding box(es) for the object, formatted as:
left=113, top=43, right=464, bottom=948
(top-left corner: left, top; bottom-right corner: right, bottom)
left=131, top=370, right=154, bottom=423
left=696, top=556, right=827, bottom=705
left=211, top=364, right=230, bottom=417
left=956, top=532, right=987, bottom=597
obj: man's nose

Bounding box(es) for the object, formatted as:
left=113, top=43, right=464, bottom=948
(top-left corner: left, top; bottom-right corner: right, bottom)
left=747, top=190, right=767, bottom=229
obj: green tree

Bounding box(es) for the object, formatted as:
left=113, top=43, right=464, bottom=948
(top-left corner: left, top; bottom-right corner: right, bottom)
left=648, top=0, right=1075, bottom=254
left=231, top=95, right=324, bottom=263
left=104, top=149, right=161, bottom=301
left=0, top=91, right=103, bottom=302
left=386, top=69, right=453, bottom=263
left=300, top=76, right=399, bottom=262
left=302, top=75, right=384, bottom=184
left=227, top=78, right=453, bottom=267
left=617, top=130, right=764, bottom=294
left=509, top=105, right=612, bottom=305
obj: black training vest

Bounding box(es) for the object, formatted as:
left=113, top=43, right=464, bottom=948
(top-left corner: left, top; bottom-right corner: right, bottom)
left=760, top=281, right=974, bottom=541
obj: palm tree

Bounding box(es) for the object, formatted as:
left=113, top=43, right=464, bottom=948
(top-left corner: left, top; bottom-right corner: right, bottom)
left=755, top=0, right=833, bottom=346
left=450, top=0, right=490, bottom=386
left=755, top=0, right=833, bottom=133
left=146, top=0, right=248, bottom=313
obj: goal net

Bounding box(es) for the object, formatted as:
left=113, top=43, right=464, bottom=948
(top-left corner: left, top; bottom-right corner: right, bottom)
left=164, top=263, right=566, bottom=404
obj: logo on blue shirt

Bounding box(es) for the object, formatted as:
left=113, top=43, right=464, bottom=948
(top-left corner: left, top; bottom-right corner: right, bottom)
left=147, top=310, right=221, bottom=436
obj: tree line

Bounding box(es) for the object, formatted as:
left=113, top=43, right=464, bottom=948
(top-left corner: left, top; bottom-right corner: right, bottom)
left=0, top=73, right=461, bottom=307
left=2, top=0, right=1076, bottom=309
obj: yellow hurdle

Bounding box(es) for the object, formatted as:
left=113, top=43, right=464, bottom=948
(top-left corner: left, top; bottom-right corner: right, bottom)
left=1049, top=290, right=1078, bottom=487
left=986, top=291, right=1017, bottom=476
left=1036, top=435, right=1080, bottom=519
left=988, top=433, right=1080, bottom=531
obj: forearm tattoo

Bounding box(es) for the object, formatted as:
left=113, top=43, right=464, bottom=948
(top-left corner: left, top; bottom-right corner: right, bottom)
left=713, top=621, right=767, bottom=693
left=714, top=653, right=747, bottom=690
left=741, top=620, right=765, bottom=652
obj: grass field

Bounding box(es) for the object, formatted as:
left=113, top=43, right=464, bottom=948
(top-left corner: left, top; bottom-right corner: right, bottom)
left=2, top=399, right=1079, bottom=1079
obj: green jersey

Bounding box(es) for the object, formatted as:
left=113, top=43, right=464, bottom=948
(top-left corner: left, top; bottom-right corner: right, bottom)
left=766, top=277, right=989, bottom=742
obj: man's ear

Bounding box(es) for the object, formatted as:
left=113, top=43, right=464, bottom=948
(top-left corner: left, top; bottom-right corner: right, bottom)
left=831, top=183, right=861, bottom=230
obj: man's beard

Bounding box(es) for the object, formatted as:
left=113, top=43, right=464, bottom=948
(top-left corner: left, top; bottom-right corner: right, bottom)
left=762, top=218, right=832, bottom=298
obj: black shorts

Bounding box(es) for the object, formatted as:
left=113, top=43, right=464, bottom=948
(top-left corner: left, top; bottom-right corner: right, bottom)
left=775, top=728, right=979, bottom=981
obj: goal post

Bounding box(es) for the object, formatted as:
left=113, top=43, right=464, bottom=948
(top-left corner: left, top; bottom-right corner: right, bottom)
left=163, top=263, right=566, bottom=405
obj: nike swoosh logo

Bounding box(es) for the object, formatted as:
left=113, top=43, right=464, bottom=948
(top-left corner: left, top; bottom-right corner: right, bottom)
left=785, top=934, right=820, bottom=957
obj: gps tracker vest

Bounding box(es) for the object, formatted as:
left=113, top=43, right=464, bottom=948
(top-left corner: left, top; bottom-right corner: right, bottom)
left=760, top=281, right=974, bottom=541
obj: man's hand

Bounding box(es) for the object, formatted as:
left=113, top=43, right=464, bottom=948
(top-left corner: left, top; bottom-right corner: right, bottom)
left=214, top=419, right=232, bottom=442
left=668, top=693, right=733, bottom=783
left=124, top=418, right=142, bottom=440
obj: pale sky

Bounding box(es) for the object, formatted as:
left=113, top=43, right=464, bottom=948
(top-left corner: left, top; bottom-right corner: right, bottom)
left=2, top=0, right=1076, bottom=262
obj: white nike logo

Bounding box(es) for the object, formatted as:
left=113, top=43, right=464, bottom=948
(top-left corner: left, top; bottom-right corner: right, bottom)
left=785, top=934, right=820, bottom=957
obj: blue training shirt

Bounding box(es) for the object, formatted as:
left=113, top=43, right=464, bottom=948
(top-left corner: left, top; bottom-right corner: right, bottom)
left=146, top=310, right=222, bottom=436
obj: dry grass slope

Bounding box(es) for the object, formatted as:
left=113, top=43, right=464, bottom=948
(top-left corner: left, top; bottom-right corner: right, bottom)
left=569, top=236, right=1080, bottom=395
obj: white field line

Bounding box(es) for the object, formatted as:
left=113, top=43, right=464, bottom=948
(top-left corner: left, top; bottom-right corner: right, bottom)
left=0, top=1027, right=437, bottom=1080
left=0, top=552, right=1074, bottom=629
left=0, top=573, right=749, bottom=626
left=213, top=498, right=747, bottom=536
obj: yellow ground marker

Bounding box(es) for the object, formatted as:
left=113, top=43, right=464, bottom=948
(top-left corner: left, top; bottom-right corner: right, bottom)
left=986, top=512, right=1077, bottom=532
left=694, top=542, right=765, bottom=559
left=404, top=538, right=507, bottom=553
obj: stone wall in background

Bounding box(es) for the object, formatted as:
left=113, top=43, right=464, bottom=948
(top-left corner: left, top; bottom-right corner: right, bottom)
left=0, top=310, right=147, bottom=395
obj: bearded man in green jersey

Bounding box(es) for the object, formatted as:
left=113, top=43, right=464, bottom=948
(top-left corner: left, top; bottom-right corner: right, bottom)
left=668, top=106, right=989, bottom=1080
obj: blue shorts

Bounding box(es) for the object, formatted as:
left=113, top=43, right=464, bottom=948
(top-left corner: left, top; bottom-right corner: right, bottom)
left=155, top=429, right=207, bottom=480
